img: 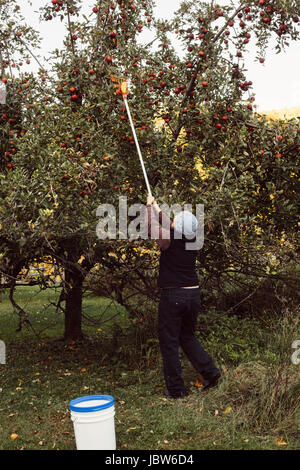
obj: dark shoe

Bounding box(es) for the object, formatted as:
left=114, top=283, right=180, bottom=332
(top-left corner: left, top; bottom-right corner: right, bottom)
left=202, top=372, right=221, bottom=391
left=164, top=389, right=189, bottom=399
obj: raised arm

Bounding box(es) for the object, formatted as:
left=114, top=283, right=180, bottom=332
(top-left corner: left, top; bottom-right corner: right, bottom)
left=146, top=195, right=171, bottom=251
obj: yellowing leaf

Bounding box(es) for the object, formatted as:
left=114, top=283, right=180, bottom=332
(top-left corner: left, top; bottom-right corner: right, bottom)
left=10, top=433, right=19, bottom=440
left=194, top=379, right=202, bottom=388
left=224, top=407, right=232, bottom=414
left=277, top=437, right=287, bottom=446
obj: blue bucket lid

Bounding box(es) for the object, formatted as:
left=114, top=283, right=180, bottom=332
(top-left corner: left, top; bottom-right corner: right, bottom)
left=69, top=395, right=114, bottom=412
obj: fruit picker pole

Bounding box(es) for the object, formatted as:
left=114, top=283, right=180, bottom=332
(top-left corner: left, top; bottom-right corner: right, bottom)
left=119, top=80, right=153, bottom=197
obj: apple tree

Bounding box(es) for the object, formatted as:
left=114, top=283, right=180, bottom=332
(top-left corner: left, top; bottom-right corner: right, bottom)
left=0, top=0, right=299, bottom=339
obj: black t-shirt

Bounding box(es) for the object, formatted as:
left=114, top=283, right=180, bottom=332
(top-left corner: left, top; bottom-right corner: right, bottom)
left=158, top=228, right=199, bottom=288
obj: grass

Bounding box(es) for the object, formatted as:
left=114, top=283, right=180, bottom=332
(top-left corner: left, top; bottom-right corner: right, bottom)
left=0, top=286, right=300, bottom=450
left=0, top=285, right=128, bottom=342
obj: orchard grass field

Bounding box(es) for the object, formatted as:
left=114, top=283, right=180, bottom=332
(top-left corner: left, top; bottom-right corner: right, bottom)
left=0, top=286, right=299, bottom=450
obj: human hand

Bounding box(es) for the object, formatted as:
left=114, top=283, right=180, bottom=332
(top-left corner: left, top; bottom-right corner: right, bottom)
left=147, top=195, right=155, bottom=206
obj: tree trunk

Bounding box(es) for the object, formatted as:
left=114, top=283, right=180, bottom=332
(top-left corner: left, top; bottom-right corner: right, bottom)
left=64, top=268, right=84, bottom=340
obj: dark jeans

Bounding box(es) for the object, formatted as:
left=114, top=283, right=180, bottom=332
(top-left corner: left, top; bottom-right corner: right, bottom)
left=158, top=287, right=220, bottom=396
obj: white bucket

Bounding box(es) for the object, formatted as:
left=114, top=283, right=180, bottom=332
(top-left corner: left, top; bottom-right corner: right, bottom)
left=69, top=395, right=116, bottom=450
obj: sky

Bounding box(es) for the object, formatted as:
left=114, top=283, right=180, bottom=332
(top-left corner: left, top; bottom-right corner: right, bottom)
left=13, top=0, right=300, bottom=112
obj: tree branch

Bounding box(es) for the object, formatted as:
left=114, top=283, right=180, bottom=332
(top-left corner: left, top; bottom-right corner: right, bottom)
left=172, top=2, right=246, bottom=143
